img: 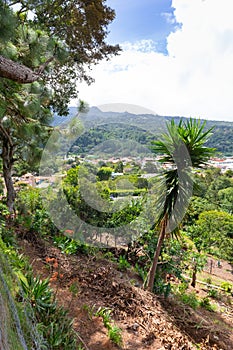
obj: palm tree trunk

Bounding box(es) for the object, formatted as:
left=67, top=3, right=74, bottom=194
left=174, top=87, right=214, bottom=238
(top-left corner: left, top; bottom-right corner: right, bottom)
left=146, top=214, right=168, bottom=292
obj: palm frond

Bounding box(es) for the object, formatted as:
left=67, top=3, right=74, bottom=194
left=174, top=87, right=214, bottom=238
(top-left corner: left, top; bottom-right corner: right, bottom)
left=151, top=117, right=215, bottom=226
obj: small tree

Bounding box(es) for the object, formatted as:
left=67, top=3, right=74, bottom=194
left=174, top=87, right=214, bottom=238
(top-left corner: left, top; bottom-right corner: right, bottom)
left=146, top=118, right=215, bottom=292
left=97, top=167, right=113, bottom=181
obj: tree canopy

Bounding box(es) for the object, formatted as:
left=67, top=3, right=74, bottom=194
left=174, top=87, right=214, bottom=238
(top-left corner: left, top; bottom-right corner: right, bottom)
left=0, top=0, right=120, bottom=211
left=0, top=0, right=120, bottom=113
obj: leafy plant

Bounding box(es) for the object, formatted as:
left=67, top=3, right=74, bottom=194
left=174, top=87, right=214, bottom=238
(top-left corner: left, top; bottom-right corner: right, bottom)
left=0, top=225, right=17, bottom=247
left=53, top=235, right=90, bottom=255
left=1, top=232, right=77, bottom=349
left=178, top=281, right=189, bottom=294
left=103, top=251, right=116, bottom=261
left=0, top=202, right=9, bottom=218
left=77, top=345, right=84, bottom=350
left=68, top=281, right=79, bottom=308
left=108, top=325, right=123, bottom=347
left=20, top=273, right=55, bottom=315
left=42, top=306, right=76, bottom=349
left=179, top=292, right=200, bottom=310
left=153, top=277, right=172, bottom=298
left=205, top=277, right=212, bottom=286
left=95, top=307, right=112, bottom=329
left=135, top=263, right=147, bottom=283
left=20, top=272, right=77, bottom=349
left=200, top=297, right=216, bottom=312
left=207, top=288, right=218, bottom=299
left=94, top=306, right=123, bottom=347
left=221, top=282, right=232, bottom=293
left=118, top=255, right=131, bottom=271
left=82, top=304, right=96, bottom=320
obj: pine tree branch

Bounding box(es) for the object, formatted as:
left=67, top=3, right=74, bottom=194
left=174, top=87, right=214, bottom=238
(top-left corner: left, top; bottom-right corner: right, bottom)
left=0, top=123, right=13, bottom=147
left=0, top=55, right=40, bottom=83
left=0, top=55, right=55, bottom=83
left=8, top=1, right=22, bottom=6
left=35, top=56, right=55, bottom=74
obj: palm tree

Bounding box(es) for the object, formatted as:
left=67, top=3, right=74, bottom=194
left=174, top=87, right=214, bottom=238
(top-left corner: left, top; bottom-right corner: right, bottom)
left=146, top=118, right=215, bottom=292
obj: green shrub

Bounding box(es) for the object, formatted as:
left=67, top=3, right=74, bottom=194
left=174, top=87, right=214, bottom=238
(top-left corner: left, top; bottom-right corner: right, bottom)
left=118, top=255, right=131, bottom=271
left=0, top=225, right=17, bottom=247
left=53, top=235, right=90, bottom=255
left=179, top=292, right=199, bottom=310
left=95, top=307, right=112, bottom=329
left=20, top=273, right=55, bottom=315
left=0, top=177, right=4, bottom=195
left=205, top=277, right=212, bottom=286
left=200, top=297, right=216, bottom=312
left=20, top=272, right=77, bottom=349
left=153, top=276, right=172, bottom=298
left=207, top=288, right=218, bottom=299
left=178, top=281, right=189, bottom=294
left=0, top=202, right=9, bottom=218
left=108, top=325, right=123, bottom=347
left=135, top=263, right=147, bottom=282
left=221, top=282, right=232, bottom=293
left=94, top=306, right=123, bottom=347
left=16, top=187, right=42, bottom=214
left=103, top=251, right=116, bottom=261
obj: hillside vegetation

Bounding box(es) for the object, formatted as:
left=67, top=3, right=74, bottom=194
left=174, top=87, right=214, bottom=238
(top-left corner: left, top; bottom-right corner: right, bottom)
left=53, top=107, right=233, bottom=156
left=1, top=161, right=233, bottom=349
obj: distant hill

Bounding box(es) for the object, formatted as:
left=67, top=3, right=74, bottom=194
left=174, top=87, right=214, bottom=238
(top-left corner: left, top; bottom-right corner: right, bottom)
left=52, top=107, right=233, bottom=156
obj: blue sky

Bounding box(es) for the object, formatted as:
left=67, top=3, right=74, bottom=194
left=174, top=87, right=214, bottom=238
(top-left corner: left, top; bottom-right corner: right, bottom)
left=75, top=0, right=233, bottom=122
left=106, top=0, right=179, bottom=53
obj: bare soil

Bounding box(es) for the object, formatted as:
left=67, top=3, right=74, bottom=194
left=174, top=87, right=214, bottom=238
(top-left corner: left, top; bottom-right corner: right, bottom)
left=17, top=235, right=233, bottom=350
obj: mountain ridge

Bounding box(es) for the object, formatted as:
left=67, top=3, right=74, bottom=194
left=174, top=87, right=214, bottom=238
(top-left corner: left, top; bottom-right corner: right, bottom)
left=52, top=107, right=233, bottom=156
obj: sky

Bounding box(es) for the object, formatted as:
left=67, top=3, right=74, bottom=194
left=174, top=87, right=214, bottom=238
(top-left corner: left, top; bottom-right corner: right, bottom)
left=73, top=0, right=233, bottom=122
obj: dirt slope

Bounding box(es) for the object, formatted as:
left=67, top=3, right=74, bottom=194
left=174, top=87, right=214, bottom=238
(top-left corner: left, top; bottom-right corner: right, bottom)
left=18, top=236, right=232, bottom=350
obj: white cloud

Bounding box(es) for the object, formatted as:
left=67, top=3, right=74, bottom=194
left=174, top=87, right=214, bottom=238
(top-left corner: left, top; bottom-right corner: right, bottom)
left=161, top=12, right=177, bottom=25
left=74, top=0, right=233, bottom=122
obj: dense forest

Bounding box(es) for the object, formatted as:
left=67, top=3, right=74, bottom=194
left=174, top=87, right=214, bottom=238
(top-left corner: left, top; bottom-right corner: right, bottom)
left=53, top=107, right=233, bottom=156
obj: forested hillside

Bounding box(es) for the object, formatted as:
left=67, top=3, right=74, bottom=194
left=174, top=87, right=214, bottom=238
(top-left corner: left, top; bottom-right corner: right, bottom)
left=1, top=1, right=233, bottom=349
left=53, top=107, right=233, bottom=156
left=1, top=116, right=233, bottom=349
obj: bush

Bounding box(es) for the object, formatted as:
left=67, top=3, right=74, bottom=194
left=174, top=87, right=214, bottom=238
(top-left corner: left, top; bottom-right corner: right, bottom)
left=94, top=307, right=123, bottom=347
left=207, top=288, right=218, bottom=299
left=221, top=282, right=232, bottom=293
left=153, top=277, right=172, bottom=298
left=135, top=263, right=147, bottom=283
left=0, top=177, right=4, bottom=195
left=179, top=292, right=199, bottom=310
left=200, top=297, right=216, bottom=312
left=53, top=235, right=90, bottom=255
left=178, top=281, right=189, bottom=294
left=108, top=325, right=123, bottom=347
left=118, top=255, right=131, bottom=271
left=20, top=272, right=77, bottom=349
left=16, top=187, right=42, bottom=214
left=205, top=277, right=212, bottom=286
left=16, top=188, right=58, bottom=237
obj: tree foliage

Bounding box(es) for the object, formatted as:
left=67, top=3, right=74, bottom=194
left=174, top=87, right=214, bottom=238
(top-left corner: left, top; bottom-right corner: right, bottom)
left=146, top=118, right=215, bottom=291
left=191, top=210, right=233, bottom=260
left=0, top=0, right=120, bottom=113
left=0, top=0, right=119, bottom=210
